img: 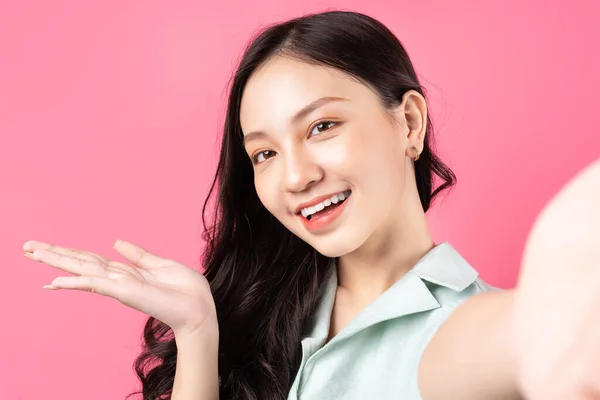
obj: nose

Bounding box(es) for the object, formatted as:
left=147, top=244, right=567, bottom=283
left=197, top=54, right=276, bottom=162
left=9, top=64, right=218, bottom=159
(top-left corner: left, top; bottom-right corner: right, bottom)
left=282, top=147, right=324, bottom=193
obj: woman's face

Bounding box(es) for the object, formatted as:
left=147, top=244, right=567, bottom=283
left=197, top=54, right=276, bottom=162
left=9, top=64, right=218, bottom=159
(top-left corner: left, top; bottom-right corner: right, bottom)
left=239, top=56, right=425, bottom=257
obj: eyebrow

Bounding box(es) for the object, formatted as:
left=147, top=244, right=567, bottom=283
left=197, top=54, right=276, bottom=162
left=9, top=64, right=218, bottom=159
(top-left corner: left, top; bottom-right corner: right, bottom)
left=243, top=96, right=349, bottom=145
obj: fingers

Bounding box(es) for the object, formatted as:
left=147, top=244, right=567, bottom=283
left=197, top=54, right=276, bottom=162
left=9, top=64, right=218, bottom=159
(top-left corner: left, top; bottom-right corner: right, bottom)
left=22, top=239, right=157, bottom=281
left=23, top=240, right=110, bottom=264
left=45, top=273, right=166, bottom=320
left=26, top=248, right=107, bottom=277
left=47, top=275, right=123, bottom=297
left=112, top=240, right=165, bottom=269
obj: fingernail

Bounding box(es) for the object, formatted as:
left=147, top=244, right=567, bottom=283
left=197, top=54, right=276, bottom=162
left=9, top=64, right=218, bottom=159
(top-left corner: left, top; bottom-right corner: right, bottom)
left=113, top=239, right=122, bottom=248
left=24, top=251, right=39, bottom=261
left=43, top=285, right=59, bottom=290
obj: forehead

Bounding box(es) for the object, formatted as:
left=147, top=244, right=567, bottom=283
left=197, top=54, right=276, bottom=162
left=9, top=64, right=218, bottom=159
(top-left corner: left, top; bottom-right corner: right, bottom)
left=239, top=56, right=369, bottom=133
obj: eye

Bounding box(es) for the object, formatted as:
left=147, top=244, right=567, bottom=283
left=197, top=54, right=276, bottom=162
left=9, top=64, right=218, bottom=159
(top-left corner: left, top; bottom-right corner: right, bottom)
left=309, top=121, right=337, bottom=137
left=252, top=150, right=276, bottom=165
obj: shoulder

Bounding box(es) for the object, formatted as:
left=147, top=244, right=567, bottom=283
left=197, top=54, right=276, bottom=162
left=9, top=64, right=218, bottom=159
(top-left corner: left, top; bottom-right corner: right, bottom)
left=418, top=277, right=501, bottom=345
left=417, top=285, right=518, bottom=399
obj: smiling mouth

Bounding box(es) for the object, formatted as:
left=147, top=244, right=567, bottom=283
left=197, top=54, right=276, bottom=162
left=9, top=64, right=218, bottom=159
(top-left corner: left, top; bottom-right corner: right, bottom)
left=300, top=190, right=352, bottom=221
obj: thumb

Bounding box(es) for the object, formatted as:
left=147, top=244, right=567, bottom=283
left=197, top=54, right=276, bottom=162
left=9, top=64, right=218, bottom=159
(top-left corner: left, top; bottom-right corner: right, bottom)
left=113, top=239, right=162, bottom=269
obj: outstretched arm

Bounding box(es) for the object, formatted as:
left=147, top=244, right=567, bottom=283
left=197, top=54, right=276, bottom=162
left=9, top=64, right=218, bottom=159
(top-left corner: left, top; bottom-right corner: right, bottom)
left=418, top=290, right=521, bottom=399
left=419, top=158, right=600, bottom=400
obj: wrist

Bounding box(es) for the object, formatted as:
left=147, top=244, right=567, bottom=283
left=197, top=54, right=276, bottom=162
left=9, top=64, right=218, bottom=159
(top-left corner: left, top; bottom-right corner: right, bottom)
left=174, top=319, right=219, bottom=347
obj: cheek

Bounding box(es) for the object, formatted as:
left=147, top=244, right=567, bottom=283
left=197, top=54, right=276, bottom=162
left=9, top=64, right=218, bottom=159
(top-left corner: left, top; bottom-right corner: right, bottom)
left=349, top=126, right=408, bottom=214
left=343, top=125, right=405, bottom=181
left=254, top=174, right=284, bottom=217
left=316, top=128, right=380, bottom=175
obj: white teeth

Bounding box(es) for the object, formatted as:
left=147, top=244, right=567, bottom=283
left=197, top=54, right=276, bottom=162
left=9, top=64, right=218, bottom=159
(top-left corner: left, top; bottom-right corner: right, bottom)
left=300, top=190, right=351, bottom=219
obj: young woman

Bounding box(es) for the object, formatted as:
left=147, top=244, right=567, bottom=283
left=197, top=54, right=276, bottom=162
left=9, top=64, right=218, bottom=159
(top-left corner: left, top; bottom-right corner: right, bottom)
left=23, top=10, right=600, bottom=400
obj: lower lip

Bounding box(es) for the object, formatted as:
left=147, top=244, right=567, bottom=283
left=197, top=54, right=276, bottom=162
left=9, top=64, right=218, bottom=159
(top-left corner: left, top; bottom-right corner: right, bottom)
left=299, top=195, right=351, bottom=233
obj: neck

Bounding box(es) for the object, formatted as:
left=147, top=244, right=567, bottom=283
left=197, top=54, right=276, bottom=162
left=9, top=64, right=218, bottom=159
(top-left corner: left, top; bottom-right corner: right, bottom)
left=336, top=187, right=435, bottom=300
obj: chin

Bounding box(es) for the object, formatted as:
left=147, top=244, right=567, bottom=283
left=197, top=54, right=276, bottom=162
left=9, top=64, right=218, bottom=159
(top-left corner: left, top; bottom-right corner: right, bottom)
left=301, top=232, right=365, bottom=258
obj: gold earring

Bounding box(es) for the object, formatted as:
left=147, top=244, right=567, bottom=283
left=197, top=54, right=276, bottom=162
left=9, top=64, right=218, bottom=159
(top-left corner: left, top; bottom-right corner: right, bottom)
left=411, top=146, right=420, bottom=162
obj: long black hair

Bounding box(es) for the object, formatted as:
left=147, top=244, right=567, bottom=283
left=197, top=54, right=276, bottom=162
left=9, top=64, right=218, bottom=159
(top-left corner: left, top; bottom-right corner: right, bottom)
left=127, top=9, right=456, bottom=400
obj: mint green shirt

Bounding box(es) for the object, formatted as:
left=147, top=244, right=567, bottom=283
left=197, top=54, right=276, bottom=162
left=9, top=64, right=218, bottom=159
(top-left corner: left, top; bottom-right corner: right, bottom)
left=287, top=242, right=497, bottom=399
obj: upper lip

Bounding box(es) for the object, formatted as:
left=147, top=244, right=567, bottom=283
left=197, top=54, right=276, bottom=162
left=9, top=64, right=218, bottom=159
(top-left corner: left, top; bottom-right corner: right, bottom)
left=294, top=190, right=349, bottom=214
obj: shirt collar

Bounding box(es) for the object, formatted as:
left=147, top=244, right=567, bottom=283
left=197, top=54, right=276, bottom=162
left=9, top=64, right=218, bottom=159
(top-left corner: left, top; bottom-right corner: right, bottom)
left=412, top=241, right=479, bottom=291
left=302, top=241, right=479, bottom=346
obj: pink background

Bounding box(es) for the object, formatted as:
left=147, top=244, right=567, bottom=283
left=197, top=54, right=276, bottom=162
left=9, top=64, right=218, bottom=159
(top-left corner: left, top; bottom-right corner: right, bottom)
left=1, top=0, right=598, bottom=398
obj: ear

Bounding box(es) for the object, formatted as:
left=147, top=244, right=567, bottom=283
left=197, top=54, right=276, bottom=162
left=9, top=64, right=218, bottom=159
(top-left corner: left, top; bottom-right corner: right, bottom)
left=394, top=90, right=428, bottom=156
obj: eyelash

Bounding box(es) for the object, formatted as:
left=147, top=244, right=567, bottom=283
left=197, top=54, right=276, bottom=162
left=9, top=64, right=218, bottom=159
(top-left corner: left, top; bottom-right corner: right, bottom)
left=310, top=120, right=337, bottom=137
left=251, top=120, right=338, bottom=165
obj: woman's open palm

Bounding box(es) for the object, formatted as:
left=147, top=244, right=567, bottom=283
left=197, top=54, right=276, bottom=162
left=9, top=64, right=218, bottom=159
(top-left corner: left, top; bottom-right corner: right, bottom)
left=23, top=239, right=217, bottom=337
